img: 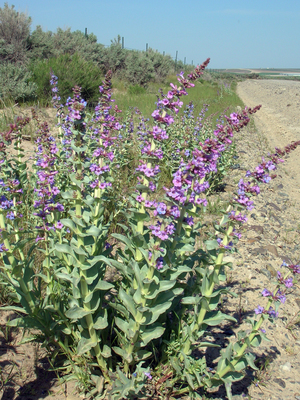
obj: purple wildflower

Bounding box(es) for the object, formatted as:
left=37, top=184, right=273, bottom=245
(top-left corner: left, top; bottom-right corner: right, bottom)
left=156, top=257, right=164, bottom=270
left=0, top=243, right=8, bottom=252
left=255, top=305, right=264, bottom=315
left=56, top=221, right=64, bottom=229
left=144, top=372, right=153, bottom=380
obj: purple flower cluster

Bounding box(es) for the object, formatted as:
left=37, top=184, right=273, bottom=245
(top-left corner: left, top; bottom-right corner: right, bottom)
left=149, top=221, right=176, bottom=241
left=254, top=305, right=278, bottom=318
left=88, top=72, right=123, bottom=191
left=136, top=162, right=160, bottom=178
left=50, top=74, right=63, bottom=113
left=254, top=261, right=300, bottom=327
left=0, top=196, right=13, bottom=210
left=277, top=271, right=293, bottom=288
left=261, top=288, right=286, bottom=304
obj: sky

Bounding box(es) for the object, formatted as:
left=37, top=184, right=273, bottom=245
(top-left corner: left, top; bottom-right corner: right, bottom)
left=4, top=0, right=300, bottom=69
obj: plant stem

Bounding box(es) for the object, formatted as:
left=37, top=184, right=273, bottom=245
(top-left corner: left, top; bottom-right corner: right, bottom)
left=74, top=169, right=109, bottom=380
left=0, top=212, right=35, bottom=313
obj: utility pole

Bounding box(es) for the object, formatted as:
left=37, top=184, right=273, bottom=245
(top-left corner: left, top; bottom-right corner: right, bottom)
left=175, top=51, right=178, bottom=72
left=122, top=37, right=124, bottom=49
left=146, top=43, right=148, bottom=52
left=85, top=28, right=87, bottom=37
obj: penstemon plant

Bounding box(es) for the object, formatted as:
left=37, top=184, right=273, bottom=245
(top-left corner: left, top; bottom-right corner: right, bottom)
left=0, top=59, right=300, bottom=400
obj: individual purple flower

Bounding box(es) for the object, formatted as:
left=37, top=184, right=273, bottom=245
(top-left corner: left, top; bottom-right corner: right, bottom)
left=276, top=290, right=286, bottom=304
left=0, top=243, right=8, bottom=252
left=183, top=216, right=194, bottom=226
left=90, top=180, right=99, bottom=189
left=290, top=264, right=300, bottom=274
left=277, top=271, right=293, bottom=287
left=255, top=305, right=264, bottom=315
left=267, top=307, right=278, bottom=318
left=149, top=181, right=156, bottom=191
left=261, top=288, right=272, bottom=297
left=224, top=241, right=233, bottom=250
left=52, top=186, right=60, bottom=195
left=136, top=195, right=144, bottom=203
left=156, top=202, right=167, bottom=215
left=6, top=211, right=15, bottom=220
left=56, top=221, right=64, bottom=229
left=144, top=372, right=153, bottom=380
left=165, top=223, right=175, bottom=235
left=156, top=257, right=164, bottom=270
left=195, top=197, right=207, bottom=207
left=170, top=206, right=180, bottom=218
left=228, top=211, right=247, bottom=224
left=55, top=203, right=64, bottom=212
left=284, top=277, right=293, bottom=288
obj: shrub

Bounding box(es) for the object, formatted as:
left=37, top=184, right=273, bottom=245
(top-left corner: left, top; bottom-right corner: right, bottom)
left=102, top=35, right=127, bottom=75
left=27, top=25, right=55, bottom=60
left=125, top=51, right=155, bottom=86
left=29, top=53, right=103, bottom=104
left=0, top=61, right=37, bottom=102
left=0, top=3, right=31, bottom=64
left=147, top=48, right=173, bottom=81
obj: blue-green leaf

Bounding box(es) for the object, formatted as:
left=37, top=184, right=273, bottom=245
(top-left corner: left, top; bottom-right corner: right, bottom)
left=65, top=306, right=90, bottom=320
left=203, top=311, right=236, bottom=326
left=77, top=337, right=97, bottom=356
left=140, top=325, right=165, bottom=346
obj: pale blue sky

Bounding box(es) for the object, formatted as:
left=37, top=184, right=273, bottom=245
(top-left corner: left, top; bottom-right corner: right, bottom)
left=5, top=0, right=300, bottom=68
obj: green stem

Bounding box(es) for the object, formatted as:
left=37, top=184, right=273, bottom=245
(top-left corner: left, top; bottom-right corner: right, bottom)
left=0, top=212, right=36, bottom=313
left=181, top=207, right=234, bottom=358
left=166, top=205, right=186, bottom=265
left=218, top=272, right=291, bottom=378
left=74, top=169, right=109, bottom=380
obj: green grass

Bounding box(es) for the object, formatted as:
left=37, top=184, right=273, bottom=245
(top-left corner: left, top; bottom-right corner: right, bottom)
left=112, top=76, right=245, bottom=123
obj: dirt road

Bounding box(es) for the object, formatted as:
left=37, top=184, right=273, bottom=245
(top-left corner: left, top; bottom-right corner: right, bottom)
left=227, top=79, right=300, bottom=400
left=237, top=79, right=300, bottom=205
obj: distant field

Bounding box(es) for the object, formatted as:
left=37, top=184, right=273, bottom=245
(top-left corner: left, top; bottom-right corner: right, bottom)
left=212, top=68, right=300, bottom=77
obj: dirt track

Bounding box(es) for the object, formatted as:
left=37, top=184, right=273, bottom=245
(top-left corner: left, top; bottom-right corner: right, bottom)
left=237, top=79, right=300, bottom=205
left=230, top=79, right=300, bottom=400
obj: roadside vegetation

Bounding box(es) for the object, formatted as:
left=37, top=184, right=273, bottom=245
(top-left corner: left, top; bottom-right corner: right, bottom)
left=2, top=3, right=300, bottom=400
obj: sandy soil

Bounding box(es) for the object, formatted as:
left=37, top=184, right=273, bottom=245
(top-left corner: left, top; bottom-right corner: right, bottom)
left=1, top=81, right=300, bottom=399
left=237, top=79, right=300, bottom=205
